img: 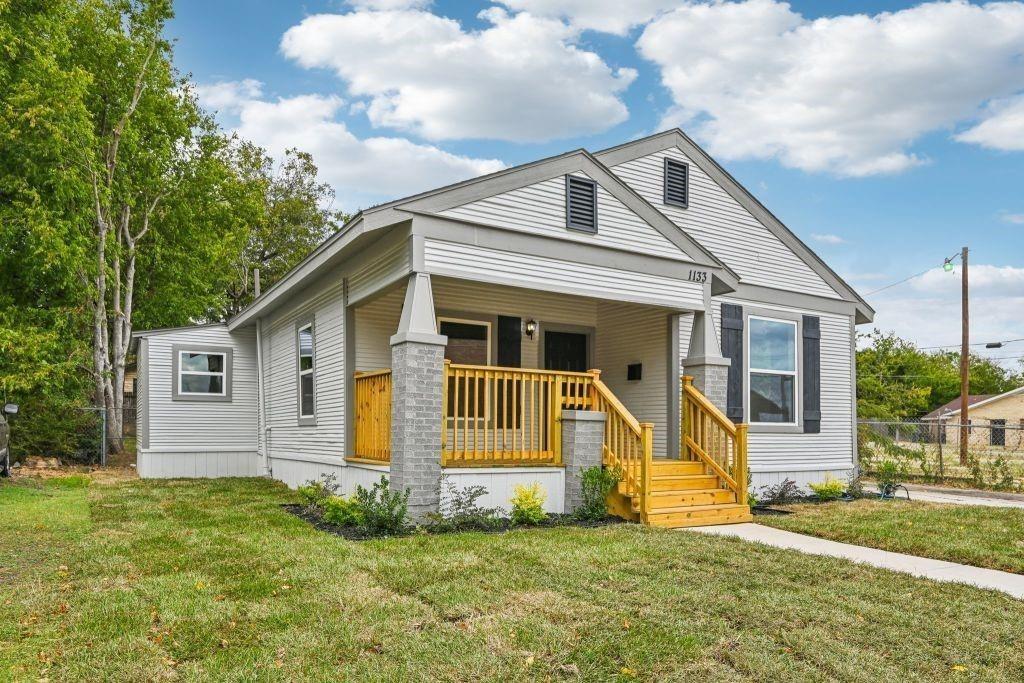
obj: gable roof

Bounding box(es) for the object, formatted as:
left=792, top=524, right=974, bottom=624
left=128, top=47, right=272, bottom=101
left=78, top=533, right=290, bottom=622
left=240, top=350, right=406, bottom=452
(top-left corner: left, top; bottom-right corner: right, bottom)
left=923, top=387, right=1024, bottom=419
left=594, top=129, right=874, bottom=324
left=922, top=395, right=996, bottom=420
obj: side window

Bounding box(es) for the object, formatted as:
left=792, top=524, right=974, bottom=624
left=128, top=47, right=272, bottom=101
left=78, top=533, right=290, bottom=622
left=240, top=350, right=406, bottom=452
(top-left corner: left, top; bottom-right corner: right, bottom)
left=297, top=321, right=316, bottom=423
left=172, top=346, right=232, bottom=402
left=747, top=317, right=798, bottom=424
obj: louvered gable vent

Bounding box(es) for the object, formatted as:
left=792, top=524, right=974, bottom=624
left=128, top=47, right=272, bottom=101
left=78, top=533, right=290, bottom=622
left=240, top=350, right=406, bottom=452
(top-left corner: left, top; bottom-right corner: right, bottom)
left=565, top=175, right=597, bottom=233
left=664, top=158, right=688, bottom=208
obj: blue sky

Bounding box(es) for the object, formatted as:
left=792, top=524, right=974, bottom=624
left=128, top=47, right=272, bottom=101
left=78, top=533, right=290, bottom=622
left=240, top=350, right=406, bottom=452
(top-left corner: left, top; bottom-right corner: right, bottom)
left=168, top=1, right=1024, bottom=365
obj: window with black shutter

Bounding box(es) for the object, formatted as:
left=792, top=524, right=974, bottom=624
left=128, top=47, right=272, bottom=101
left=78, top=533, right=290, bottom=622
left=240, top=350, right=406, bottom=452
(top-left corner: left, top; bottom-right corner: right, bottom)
left=664, top=158, right=689, bottom=208
left=565, top=175, right=597, bottom=233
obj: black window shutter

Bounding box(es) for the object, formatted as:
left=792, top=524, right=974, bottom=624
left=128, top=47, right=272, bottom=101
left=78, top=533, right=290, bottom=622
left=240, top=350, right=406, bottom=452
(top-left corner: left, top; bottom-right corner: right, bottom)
left=565, top=176, right=597, bottom=233
left=720, top=304, right=744, bottom=422
left=664, top=158, right=688, bottom=208
left=802, top=315, right=821, bottom=434
left=497, top=316, right=521, bottom=368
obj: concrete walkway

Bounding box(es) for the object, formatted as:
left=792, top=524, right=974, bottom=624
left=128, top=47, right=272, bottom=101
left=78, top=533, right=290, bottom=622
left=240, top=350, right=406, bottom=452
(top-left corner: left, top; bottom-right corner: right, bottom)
left=689, top=523, right=1024, bottom=600
left=899, top=483, right=1024, bottom=509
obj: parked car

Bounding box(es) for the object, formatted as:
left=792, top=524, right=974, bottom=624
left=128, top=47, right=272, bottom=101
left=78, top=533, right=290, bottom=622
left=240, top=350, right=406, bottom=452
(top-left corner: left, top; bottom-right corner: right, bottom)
left=1, top=404, right=16, bottom=477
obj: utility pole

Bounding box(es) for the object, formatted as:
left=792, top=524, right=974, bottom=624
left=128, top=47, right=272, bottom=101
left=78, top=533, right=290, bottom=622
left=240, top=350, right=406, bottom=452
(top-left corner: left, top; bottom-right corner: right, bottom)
left=959, top=246, right=969, bottom=465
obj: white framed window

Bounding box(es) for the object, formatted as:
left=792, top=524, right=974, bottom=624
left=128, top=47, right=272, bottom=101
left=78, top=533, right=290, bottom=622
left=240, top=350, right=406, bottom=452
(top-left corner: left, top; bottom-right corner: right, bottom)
left=748, top=316, right=798, bottom=425
left=297, top=320, right=316, bottom=424
left=172, top=345, right=232, bottom=402
left=438, top=317, right=491, bottom=366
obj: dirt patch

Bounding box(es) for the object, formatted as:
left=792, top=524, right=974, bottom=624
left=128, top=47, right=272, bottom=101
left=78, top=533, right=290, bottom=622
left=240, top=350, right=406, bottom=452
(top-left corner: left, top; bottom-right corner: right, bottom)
left=7, top=463, right=137, bottom=483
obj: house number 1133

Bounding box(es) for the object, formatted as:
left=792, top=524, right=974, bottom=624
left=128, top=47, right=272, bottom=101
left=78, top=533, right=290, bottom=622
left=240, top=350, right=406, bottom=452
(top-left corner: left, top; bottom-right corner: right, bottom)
left=687, top=270, right=708, bottom=283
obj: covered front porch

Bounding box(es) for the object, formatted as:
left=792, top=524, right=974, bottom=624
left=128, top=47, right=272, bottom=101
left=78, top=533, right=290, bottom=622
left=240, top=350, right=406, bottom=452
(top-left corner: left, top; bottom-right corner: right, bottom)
left=344, top=273, right=749, bottom=526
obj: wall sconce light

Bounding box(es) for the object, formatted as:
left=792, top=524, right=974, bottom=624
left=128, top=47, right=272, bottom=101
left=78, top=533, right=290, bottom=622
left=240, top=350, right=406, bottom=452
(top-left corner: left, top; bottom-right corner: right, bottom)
left=525, top=319, right=537, bottom=339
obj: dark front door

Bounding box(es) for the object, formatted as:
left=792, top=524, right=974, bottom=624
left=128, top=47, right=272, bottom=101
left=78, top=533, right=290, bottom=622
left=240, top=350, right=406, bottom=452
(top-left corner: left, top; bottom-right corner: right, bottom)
left=544, top=331, right=588, bottom=372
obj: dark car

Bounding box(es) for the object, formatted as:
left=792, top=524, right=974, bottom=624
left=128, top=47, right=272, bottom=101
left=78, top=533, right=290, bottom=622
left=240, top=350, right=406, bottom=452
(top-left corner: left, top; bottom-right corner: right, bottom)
left=0, top=411, right=9, bottom=476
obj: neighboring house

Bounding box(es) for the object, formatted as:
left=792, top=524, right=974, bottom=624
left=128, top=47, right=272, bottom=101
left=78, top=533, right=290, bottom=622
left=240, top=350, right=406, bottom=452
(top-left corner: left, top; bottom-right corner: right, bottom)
left=132, top=129, right=873, bottom=528
left=924, top=388, right=1024, bottom=449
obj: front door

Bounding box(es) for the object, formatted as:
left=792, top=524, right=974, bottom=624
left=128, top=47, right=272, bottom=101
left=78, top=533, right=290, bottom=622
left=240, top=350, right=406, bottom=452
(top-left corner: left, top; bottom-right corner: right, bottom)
left=544, top=331, right=588, bottom=372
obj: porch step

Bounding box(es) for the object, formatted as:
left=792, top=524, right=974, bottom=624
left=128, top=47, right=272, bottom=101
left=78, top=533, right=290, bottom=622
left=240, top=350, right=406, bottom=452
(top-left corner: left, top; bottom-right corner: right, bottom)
left=650, top=474, right=720, bottom=491
left=646, top=503, right=753, bottom=528
left=649, top=460, right=707, bottom=476
left=639, top=488, right=737, bottom=510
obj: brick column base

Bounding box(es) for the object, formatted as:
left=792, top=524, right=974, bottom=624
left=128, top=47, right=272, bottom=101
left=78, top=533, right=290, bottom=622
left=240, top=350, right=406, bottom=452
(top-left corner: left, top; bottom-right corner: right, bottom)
left=561, top=410, right=607, bottom=513
left=389, top=340, right=445, bottom=520
left=682, top=358, right=730, bottom=415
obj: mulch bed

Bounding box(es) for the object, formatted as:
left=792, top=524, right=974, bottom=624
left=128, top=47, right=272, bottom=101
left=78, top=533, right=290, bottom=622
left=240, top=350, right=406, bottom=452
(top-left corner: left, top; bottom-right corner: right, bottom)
left=283, top=504, right=628, bottom=540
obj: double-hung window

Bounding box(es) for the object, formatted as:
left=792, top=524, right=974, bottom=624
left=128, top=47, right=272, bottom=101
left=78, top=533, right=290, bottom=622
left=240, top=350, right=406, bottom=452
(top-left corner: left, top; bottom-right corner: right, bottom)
left=172, top=346, right=232, bottom=402
left=297, top=321, right=316, bottom=423
left=748, top=316, right=798, bottom=424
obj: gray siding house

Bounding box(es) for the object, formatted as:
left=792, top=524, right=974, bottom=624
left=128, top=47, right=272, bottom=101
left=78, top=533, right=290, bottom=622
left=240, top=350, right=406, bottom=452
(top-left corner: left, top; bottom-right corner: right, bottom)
left=133, top=130, right=872, bottom=528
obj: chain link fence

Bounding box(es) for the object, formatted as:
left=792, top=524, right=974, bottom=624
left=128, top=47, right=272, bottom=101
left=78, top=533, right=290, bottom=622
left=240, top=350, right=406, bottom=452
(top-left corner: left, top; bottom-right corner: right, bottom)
left=8, top=406, right=137, bottom=467
left=858, top=419, right=1024, bottom=492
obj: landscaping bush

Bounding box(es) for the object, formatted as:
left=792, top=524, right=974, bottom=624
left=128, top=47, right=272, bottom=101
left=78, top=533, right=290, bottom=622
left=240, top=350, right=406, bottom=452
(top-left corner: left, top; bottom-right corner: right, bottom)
left=756, top=478, right=806, bottom=506
left=577, top=466, right=620, bottom=521
left=297, top=473, right=339, bottom=511
left=428, top=476, right=505, bottom=531
left=845, top=472, right=866, bottom=499
left=875, top=460, right=905, bottom=498
left=510, top=482, right=547, bottom=525
left=354, top=476, right=410, bottom=536
left=809, top=476, right=846, bottom=502
left=322, top=495, right=363, bottom=527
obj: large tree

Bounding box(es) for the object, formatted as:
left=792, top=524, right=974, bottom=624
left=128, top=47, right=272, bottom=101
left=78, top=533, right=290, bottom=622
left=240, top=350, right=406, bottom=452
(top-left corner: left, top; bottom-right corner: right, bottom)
left=220, top=143, right=344, bottom=318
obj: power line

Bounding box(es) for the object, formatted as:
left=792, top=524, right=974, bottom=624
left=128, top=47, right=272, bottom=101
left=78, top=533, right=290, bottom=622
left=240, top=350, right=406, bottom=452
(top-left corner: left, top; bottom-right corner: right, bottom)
left=917, top=337, right=1024, bottom=351
left=864, top=250, right=962, bottom=297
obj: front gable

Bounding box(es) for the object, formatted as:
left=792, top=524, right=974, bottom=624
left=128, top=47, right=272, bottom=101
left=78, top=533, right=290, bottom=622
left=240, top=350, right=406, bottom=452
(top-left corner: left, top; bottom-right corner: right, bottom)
left=437, top=171, right=691, bottom=262
left=597, top=131, right=874, bottom=321
left=394, top=150, right=732, bottom=275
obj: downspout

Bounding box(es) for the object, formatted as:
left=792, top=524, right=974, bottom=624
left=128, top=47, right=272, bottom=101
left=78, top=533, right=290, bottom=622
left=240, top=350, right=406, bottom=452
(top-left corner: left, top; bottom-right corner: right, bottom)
left=254, top=269, right=271, bottom=476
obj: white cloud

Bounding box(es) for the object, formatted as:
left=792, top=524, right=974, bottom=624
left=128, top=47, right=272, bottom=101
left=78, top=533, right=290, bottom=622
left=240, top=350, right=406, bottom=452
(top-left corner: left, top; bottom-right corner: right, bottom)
left=637, top=0, right=1024, bottom=176
left=496, top=0, right=678, bottom=35
left=1000, top=212, right=1024, bottom=225
left=866, top=263, right=1024, bottom=368
left=811, top=233, right=846, bottom=245
left=194, top=78, right=263, bottom=112
left=196, top=81, right=505, bottom=211
left=956, top=95, right=1024, bottom=151
left=280, top=8, right=636, bottom=142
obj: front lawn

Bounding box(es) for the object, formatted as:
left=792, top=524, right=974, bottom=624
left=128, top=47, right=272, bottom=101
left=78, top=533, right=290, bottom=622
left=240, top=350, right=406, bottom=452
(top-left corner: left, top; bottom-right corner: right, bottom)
left=760, top=499, right=1024, bottom=574
left=2, top=477, right=1023, bottom=681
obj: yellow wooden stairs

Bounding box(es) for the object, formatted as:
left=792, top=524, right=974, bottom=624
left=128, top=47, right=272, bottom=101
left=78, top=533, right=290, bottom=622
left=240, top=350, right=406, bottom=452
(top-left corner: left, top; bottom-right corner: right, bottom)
left=610, top=458, right=753, bottom=528
left=593, top=373, right=752, bottom=529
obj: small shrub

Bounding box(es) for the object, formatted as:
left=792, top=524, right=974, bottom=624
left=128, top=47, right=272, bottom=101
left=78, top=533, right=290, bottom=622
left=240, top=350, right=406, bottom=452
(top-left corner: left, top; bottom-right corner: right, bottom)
left=875, top=460, right=905, bottom=498
left=576, top=466, right=620, bottom=521
left=323, top=495, right=363, bottom=527
left=845, top=472, right=866, bottom=499
left=428, top=476, right=504, bottom=531
left=297, top=473, right=339, bottom=511
left=809, top=476, right=845, bottom=502
left=355, top=476, right=410, bottom=536
left=510, top=482, right=547, bottom=525
left=756, top=478, right=806, bottom=506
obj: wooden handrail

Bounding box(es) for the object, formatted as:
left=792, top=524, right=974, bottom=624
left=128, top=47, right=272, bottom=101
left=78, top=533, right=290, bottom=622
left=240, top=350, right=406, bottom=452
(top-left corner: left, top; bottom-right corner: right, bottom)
left=590, top=375, right=653, bottom=522
left=680, top=376, right=748, bottom=503
left=441, top=363, right=594, bottom=466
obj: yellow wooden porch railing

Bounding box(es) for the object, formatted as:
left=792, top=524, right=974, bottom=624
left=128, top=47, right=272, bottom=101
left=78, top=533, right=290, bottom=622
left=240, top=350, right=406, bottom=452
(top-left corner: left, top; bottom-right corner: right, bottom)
left=681, top=376, right=748, bottom=505
left=353, top=369, right=392, bottom=463
left=589, top=372, right=654, bottom=522
left=441, top=361, right=595, bottom=466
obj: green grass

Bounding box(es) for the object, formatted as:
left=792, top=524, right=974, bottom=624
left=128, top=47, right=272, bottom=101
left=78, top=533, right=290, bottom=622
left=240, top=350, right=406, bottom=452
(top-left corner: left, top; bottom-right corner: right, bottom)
left=2, top=478, right=1024, bottom=681
left=760, top=499, right=1024, bottom=574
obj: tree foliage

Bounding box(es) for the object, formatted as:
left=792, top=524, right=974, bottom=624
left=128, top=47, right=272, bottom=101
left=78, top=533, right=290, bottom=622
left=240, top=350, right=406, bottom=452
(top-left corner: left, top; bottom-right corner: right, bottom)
left=0, top=0, right=339, bottom=459
left=857, top=330, right=1024, bottom=420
